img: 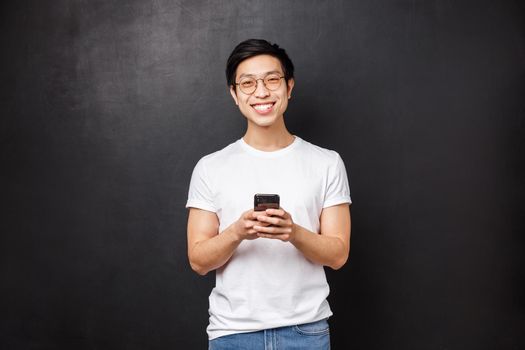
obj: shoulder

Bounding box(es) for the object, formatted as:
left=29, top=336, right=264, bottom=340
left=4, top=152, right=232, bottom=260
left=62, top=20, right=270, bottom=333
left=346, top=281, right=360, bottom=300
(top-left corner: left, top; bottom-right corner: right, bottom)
left=194, top=139, right=241, bottom=169
left=297, top=137, right=342, bottom=166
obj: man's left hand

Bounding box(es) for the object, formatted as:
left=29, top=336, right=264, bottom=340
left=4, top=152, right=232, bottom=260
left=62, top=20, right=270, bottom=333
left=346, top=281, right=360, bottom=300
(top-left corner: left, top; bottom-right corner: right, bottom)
left=254, top=208, right=296, bottom=242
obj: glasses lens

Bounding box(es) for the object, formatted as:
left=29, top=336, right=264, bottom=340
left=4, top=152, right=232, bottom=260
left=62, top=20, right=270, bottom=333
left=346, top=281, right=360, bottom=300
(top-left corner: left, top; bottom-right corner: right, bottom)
left=264, top=75, right=282, bottom=90
left=239, top=78, right=257, bottom=94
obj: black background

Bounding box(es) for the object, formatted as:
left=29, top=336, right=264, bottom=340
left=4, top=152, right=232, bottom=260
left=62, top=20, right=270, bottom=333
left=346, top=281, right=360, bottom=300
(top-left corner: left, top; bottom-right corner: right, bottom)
left=1, top=1, right=524, bottom=349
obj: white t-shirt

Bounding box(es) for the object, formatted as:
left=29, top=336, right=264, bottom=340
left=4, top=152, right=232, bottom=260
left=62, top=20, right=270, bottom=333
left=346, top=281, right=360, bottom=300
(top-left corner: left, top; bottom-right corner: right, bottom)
left=186, top=135, right=352, bottom=340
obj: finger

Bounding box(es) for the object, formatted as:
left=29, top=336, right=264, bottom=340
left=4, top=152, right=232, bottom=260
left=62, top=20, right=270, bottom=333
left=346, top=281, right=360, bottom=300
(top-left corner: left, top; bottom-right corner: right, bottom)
left=246, top=219, right=270, bottom=228
left=266, top=208, right=286, bottom=217
left=257, top=233, right=290, bottom=241
left=256, top=215, right=282, bottom=226
left=257, top=233, right=276, bottom=239
left=254, top=221, right=271, bottom=227
left=243, top=209, right=255, bottom=219
left=254, top=224, right=274, bottom=234
left=252, top=210, right=265, bottom=219
left=254, top=225, right=288, bottom=234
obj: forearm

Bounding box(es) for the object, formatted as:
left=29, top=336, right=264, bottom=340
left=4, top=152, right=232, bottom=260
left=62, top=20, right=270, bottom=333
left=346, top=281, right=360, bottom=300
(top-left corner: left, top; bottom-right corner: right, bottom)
left=189, top=224, right=241, bottom=275
left=291, top=223, right=349, bottom=270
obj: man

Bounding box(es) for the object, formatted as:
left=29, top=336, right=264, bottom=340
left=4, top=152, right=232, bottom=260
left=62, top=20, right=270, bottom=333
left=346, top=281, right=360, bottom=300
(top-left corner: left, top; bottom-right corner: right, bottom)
left=186, top=39, right=352, bottom=350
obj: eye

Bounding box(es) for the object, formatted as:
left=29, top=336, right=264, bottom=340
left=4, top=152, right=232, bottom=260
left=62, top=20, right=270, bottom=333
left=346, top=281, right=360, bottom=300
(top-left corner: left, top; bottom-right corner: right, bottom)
left=240, top=79, right=255, bottom=88
left=265, top=76, right=281, bottom=84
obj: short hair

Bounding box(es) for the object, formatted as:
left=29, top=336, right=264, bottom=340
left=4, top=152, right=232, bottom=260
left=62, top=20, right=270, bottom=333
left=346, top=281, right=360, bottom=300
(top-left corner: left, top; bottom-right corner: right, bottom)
left=226, top=39, right=295, bottom=88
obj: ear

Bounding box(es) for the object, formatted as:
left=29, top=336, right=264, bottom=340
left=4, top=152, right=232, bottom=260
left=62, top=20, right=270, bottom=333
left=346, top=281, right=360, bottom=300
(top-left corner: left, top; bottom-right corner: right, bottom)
left=286, top=78, right=295, bottom=99
left=230, top=86, right=239, bottom=105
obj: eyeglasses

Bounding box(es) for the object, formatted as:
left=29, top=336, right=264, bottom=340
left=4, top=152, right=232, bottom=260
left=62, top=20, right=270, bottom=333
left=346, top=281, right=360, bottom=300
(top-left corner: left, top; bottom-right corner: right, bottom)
left=235, top=74, right=285, bottom=95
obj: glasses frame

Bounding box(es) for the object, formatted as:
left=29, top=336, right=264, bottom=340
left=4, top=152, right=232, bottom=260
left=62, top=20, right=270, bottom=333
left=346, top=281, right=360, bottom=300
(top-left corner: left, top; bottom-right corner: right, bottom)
left=235, top=75, right=285, bottom=95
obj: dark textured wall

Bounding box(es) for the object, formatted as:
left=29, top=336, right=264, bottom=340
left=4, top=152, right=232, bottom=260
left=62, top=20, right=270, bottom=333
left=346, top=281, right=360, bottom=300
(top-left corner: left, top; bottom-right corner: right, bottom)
left=1, top=1, right=524, bottom=349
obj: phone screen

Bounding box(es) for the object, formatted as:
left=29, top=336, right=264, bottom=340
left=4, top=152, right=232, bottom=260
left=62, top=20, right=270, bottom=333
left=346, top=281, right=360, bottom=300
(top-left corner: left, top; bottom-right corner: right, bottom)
left=254, top=193, right=280, bottom=211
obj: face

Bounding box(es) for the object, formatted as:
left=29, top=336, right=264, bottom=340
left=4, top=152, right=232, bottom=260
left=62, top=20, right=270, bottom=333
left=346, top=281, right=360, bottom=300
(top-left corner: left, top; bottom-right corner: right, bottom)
left=230, top=54, right=294, bottom=128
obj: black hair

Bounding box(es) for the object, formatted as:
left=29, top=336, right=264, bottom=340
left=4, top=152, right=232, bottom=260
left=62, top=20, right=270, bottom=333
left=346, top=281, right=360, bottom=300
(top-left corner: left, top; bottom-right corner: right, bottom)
left=225, top=39, right=295, bottom=88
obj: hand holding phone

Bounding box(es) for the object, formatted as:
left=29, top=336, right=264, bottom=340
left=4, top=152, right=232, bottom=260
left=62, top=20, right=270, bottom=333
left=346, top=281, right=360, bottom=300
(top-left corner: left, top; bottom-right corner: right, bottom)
left=252, top=194, right=296, bottom=242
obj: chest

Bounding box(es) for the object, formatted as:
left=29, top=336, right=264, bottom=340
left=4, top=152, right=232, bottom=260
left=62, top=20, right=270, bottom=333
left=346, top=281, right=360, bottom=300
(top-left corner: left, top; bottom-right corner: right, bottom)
left=212, top=157, right=326, bottom=229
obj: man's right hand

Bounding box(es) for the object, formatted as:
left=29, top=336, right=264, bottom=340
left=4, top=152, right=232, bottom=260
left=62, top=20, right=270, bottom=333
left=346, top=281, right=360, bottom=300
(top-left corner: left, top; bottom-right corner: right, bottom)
left=231, top=209, right=269, bottom=241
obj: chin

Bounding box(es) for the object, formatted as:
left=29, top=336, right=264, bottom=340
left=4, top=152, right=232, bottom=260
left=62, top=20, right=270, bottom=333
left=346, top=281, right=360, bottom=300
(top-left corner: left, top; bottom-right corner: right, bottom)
left=251, top=116, right=277, bottom=127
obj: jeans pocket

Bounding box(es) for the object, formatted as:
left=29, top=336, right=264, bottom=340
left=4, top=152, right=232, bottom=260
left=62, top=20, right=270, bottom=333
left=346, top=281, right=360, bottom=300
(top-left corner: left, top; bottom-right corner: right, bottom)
left=293, top=318, right=330, bottom=336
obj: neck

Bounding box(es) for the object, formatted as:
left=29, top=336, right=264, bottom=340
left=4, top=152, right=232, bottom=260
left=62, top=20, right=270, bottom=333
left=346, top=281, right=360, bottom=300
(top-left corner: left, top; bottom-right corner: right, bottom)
left=243, top=117, right=294, bottom=152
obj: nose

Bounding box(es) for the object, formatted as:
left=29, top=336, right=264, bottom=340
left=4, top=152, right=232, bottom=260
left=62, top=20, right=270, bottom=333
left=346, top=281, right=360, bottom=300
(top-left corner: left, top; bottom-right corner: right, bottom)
left=253, top=78, right=270, bottom=98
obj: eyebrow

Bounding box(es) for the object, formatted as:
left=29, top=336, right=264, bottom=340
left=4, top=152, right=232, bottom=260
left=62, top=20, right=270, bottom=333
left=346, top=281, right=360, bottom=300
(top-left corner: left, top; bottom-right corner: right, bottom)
left=238, top=70, right=282, bottom=79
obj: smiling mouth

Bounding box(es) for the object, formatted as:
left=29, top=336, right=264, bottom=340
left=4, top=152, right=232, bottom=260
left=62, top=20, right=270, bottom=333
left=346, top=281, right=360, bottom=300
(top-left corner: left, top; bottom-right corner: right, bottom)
left=251, top=102, right=275, bottom=113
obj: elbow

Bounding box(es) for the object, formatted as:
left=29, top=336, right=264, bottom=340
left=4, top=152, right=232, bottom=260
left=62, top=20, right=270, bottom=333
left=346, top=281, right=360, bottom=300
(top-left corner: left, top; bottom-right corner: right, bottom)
left=329, top=255, right=348, bottom=270
left=189, top=260, right=209, bottom=276
left=329, top=244, right=350, bottom=270
left=188, top=244, right=210, bottom=275
left=188, top=252, right=210, bottom=276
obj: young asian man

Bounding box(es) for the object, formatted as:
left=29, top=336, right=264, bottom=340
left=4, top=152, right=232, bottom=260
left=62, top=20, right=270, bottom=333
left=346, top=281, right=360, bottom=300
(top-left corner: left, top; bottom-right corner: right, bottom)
left=186, top=39, right=352, bottom=350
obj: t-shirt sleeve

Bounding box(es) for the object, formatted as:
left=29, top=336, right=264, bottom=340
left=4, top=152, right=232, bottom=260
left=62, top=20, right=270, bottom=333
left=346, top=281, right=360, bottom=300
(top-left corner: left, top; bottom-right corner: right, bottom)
left=323, top=153, right=352, bottom=208
left=185, top=158, right=217, bottom=212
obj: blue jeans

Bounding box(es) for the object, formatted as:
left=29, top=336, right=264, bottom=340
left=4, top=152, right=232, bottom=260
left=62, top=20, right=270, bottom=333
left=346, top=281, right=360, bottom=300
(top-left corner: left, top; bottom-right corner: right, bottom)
left=208, top=318, right=330, bottom=350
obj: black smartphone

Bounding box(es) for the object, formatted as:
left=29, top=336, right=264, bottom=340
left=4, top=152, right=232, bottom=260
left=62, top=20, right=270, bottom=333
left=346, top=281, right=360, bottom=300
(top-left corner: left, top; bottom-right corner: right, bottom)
left=254, top=193, right=280, bottom=211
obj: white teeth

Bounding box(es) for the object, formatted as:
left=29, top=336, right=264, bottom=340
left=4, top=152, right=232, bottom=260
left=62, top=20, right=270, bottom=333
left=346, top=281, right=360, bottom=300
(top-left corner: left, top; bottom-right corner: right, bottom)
left=253, top=103, right=273, bottom=111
